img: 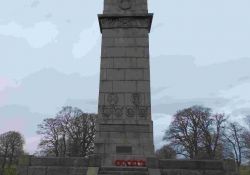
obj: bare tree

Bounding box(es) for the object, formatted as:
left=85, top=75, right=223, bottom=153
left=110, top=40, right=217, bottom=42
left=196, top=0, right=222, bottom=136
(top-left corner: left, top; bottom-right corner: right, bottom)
left=200, top=113, right=227, bottom=159
left=56, top=106, right=96, bottom=157
left=0, top=131, right=24, bottom=174
left=37, top=106, right=96, bottom=157
left=243, top=115, right=250, bottom=160
left=223, top=122, right=247, bottom=171
left=37, top=118, right=61, bottom=157
left=155, top=144, right=176, bottom=159
left=164, top=106, right=227, bottom=160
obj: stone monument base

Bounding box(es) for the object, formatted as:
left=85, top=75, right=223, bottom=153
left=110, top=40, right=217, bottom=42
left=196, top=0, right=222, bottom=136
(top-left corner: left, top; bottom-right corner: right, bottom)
left=17, top=156, right=238, bottom=175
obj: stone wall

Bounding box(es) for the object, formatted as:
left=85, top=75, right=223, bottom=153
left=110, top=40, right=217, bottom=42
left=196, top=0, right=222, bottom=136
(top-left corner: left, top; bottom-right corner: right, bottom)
left=0, top=157, right=4, bottom=165
left=148, top=158, right=239, bottom=175
left=17, top=156, right=239, bottom=175
left=17, top=156, right=100, bottom=175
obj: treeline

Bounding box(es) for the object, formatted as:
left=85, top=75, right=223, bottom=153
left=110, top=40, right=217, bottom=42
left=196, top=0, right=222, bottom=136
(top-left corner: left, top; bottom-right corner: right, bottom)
left=1, top=105, right=250, bottom=174
left=156, top=105, right=250, bottom=171
left=36, top=106, right=96, bottom=157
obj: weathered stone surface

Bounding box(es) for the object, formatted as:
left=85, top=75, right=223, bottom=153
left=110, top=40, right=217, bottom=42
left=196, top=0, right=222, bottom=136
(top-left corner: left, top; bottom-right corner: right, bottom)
left=159, top=160, right=224, bottom=170
left=16, top=166, right=28, bottom=175
left=223, top=159, right=237, bottom=172
left=113, top=58, right=137, bottom=69
left=47, top=167, right=69, bottom=175
left=88, top=155, right=102, bottom=167
left=101, top=47, right=149, bottom=57
left=30, top=157, right=89, bottom=167
left=102, top=38, right=149, bottom=47
left=148, top=168, right=161, bottom=175
left=69, top=167, right=88, bottom=175
left=147, top=157, right=159, bottom=168
left=102, top=29, right=148, bottom=38
left=16, top=158, right=239, bottom=175
left=28, top=166, right=46, bottom=175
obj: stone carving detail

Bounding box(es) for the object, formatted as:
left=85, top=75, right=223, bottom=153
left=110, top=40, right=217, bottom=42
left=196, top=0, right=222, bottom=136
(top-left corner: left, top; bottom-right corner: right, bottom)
left=102, top=93, right=123, bottom=118
left=126, top=107, right=136, bottom=118
left=101, top=93, right=148, bottom=119
left=126, top=93, right=148, bottom=118
left=132, top=93, right=141, bottom=106
left=138, top=107, right=148, bottom=118
left=119, top=0, right=132, bottom=10
left=99, top=15, right=153, bottom=32
left=102, top=107, right=113, bottom=118
left=107, top=93, right=119, bottom=105
left=114, top=107, right=124, bottom=118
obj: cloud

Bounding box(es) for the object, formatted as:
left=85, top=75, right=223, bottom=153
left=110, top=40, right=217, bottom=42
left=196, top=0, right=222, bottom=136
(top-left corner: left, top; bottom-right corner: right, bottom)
left=0, top=77, right=18, bottom=91
left=218, top=82, right=250, bottom=114
left=0, top=21, right=58, bottom=48
left=0, top=105, right=45, bottom=153
left=0, top=105, right=45, bottom=133
left=153, top=113, right=173, bottom=150
left=150, top=0, right=250, bottom=65
left=25, top=136, right=41, bottom=154
left=72, top=22, right=100, bottom=58
left=0, top=77, right=19, bottom=105
left=3, top=68, right=99, bottom=114
left=30, top=0, right=40, bottom=8
left=150, top=56, right=250, bottom=118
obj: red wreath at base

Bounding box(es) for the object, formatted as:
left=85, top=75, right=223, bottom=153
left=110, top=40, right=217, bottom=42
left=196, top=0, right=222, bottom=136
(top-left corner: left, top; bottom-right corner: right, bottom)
left=115, top=160, right=146, bottom=167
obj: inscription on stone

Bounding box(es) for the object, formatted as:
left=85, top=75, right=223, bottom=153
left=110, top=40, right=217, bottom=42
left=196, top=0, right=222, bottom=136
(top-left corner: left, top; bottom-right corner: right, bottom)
left=116, top=146, right=132, bottom=154
left=98, top=15, right=153, bottom=32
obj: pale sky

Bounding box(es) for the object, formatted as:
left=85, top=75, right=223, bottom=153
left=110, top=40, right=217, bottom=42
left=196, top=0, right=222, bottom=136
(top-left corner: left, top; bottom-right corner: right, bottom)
left=0, top=0, right=250, bottom=153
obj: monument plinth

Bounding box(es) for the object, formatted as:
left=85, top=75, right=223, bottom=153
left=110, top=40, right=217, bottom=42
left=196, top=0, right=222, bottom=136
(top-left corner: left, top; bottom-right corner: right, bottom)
left=94, top=0, right=155, bottom=166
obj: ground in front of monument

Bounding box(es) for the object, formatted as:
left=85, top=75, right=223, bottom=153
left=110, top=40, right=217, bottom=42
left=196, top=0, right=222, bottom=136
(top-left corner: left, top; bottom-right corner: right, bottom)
left=17, top=0, right=239, bottom=175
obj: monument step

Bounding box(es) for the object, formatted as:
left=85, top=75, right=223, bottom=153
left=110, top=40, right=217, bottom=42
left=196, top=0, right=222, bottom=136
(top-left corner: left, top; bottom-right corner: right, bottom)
left=98, top=166, right=149, bottom=175
left=98, top=172, right=149, bottom=175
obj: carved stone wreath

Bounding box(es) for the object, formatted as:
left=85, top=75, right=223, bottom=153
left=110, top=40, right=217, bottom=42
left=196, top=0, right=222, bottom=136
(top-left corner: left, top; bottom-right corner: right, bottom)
left=101, top=93, right=148, bottom=119
left=102, top=107, right=113, bottom=118
left=125, top=93, right=148, bottom=118
left=102, top=93, right=124, bottom=118
left=107, top=93, right=119, bottom=105
left=119, top=0, right=132, bottom=10
left=132, top=93, right=141, bottom=106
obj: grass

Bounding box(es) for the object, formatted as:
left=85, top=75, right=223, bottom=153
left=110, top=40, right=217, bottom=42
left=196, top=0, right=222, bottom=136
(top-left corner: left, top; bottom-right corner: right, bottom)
left=0, top=166, right=16, bottom=175
left=4, top=168, right=16, bottom=175
left=240, top=165, right=250, bottom=175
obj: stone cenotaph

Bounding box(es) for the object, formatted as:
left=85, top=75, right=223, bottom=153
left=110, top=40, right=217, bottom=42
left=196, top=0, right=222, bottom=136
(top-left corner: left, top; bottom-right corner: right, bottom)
left=94, top=0, right=155, bottom=166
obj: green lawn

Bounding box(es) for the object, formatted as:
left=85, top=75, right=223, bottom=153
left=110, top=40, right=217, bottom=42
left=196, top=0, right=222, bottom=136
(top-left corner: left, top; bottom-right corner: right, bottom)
left=240, top=166, right=250, bottom=175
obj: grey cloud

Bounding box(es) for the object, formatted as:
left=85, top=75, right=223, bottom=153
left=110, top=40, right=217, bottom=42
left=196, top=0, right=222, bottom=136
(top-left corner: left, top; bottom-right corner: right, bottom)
left=151, top=56, right=250, bottom=99
left=0, top=105, right=45, bottom=137
left=152, top=97, right=230, bottom=116
left=31, top=0, right=40, bottom=8
left=64, top=98, right=97, bottom=113
left=231, top=108, right=250, bottom=117
left=238, top=76, right=250, bottom=82
left=5, top=68, right=99, bottom=114
left=0, top=0, right=102, bottom=79
left=150, top=55, right=250, bottom=116
left=0, top=33, right=101, bottom=79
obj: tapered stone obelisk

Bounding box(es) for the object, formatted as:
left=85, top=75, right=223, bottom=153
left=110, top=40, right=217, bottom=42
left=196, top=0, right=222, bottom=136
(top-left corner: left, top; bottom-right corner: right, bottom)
left=94, top=0, right=154, bottom=166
